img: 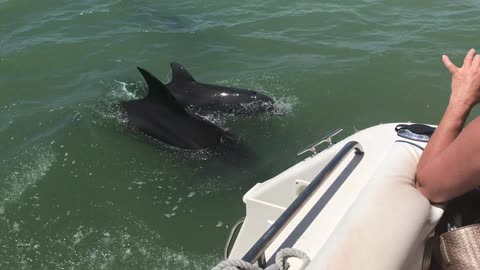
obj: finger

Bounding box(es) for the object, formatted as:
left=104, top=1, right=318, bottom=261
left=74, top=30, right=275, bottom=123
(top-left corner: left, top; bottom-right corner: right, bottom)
left=442, top=55, right=459, bottom=74
left=473, top=54, right=480, bottom=67
left=463, top=48, right=476, bottom=67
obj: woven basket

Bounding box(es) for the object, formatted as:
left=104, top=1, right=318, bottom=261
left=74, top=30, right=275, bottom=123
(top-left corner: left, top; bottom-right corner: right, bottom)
left=440, top=224, right=480, bottom=270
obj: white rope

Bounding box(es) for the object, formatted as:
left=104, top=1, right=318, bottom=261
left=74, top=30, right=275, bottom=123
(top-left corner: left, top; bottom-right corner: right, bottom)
left=273, top=248, right=311, bottom=270
left=212, top=248, right=310, bottom=270
left=212, top=258, right=262, bottom=270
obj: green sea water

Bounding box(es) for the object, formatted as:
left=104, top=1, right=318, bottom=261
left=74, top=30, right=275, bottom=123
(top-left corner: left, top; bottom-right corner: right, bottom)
left=1, top=0, right=480, bottom=269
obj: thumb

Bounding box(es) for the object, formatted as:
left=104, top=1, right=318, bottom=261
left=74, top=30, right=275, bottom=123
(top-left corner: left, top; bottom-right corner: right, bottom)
left=442, top=55, right=459, bottom=74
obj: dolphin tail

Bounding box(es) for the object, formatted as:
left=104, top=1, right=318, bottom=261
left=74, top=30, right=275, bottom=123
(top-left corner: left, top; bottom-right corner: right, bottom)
left=137, top=67, right=186, bottom=113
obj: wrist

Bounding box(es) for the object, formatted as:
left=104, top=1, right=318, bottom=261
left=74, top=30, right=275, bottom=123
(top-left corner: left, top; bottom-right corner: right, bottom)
left=445, top=101, right=471, bottom=123
left=448, top=96, right=475, bottom=113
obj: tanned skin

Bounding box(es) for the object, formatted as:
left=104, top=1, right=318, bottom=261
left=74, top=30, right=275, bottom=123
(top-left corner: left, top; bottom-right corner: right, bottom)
left=416, top=48, right=480, bottom=203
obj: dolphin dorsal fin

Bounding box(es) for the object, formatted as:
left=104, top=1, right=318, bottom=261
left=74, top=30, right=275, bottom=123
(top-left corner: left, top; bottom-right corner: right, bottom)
left=170, top=62, right=196, bottom=85
left=137, top=67, right=186, bottom=113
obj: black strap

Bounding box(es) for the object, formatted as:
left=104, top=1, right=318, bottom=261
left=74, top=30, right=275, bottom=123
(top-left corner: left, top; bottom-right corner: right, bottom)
left=395, top=124, right=435, bottom=135
left=395, top=123, right=435, bottom=143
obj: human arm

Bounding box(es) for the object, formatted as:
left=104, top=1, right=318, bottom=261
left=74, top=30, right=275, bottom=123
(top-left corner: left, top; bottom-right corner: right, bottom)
left=416, top=49, right=480, bottom=203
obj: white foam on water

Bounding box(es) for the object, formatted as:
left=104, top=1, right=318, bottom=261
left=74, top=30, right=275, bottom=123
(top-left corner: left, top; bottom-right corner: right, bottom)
left=80, top=9, right=109, bottom=16
left=180, top=148, right=215, bottom=161
left=85, top=79, right=150, bottom=129
left=86, top=102, right=128, bottom=129
left=271, top=95, right=299, bottom=116
left=79, top=2, right=112, bottom=16
left=186, top=176, right=245, bottom=196
left=48, top=106, right=65, bottom=113
left=73, top=226, right=94, bottom=246
left=0, top=145, right=55, bottom=207
left=8, top=218, right=222, bottom=269
left=113, top=80, right=139, bottom=100
left=12, top=222, right=20, bottom=232
left=102, top=79, right=144, bottom=101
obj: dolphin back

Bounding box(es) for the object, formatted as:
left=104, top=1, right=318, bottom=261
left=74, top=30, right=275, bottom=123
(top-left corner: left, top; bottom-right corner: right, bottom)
left=165, top=62, right=275, bottom=116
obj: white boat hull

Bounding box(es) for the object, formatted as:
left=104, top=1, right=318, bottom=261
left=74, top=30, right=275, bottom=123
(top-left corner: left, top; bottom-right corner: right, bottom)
left=228, top=123, right=443, bottom=270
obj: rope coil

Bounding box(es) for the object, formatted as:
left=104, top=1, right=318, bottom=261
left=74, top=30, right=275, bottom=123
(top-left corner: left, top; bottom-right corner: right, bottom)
left=212, top=248, right=310, bottom=270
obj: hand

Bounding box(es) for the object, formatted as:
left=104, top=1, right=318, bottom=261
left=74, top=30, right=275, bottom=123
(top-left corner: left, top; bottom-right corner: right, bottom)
left=443, top=48, right=480, bottom=110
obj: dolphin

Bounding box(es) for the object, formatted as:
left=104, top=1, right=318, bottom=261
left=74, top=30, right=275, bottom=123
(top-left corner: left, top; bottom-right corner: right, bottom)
left=165, top=62, right=274, bottom=116
left=121, top=67, right=247, bottom=152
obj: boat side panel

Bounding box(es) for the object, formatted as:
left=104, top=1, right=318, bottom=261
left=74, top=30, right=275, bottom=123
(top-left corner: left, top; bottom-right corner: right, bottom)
left=229, top=123, right=438, bottom=267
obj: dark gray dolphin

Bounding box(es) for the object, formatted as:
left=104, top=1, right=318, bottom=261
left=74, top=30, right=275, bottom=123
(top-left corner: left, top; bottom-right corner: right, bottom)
left=121, top=67, right=247, bottom=152
left=165, top=62, right=274, bottom=116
